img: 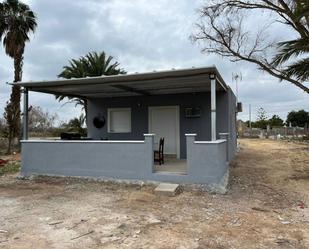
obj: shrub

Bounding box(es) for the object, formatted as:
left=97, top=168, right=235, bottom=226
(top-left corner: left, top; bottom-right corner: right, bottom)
left=0, top=162, right=21, bottom=176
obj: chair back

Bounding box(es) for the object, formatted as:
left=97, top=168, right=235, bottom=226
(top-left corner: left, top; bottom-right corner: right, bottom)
left=159, top=137, right=164, bottom=154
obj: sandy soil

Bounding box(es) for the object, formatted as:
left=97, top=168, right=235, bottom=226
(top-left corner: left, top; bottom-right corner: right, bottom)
left=0, top=139, right=308, bottom=249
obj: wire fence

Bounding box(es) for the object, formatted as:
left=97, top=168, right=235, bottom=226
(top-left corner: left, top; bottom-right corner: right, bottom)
left=238, top=125, right=309, bottom=139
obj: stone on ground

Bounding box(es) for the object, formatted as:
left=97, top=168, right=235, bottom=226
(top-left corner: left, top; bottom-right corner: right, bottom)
left=154, top=183, right=181, bottom=196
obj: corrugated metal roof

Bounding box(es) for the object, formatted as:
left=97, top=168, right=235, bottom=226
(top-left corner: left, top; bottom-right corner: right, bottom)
left=11, top=66, right=229, bottom=98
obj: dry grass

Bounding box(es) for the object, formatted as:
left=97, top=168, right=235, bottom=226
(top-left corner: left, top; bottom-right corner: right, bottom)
left=0, top=162, right=20, bottom=176
left=0, top=139, right=308, bottom=248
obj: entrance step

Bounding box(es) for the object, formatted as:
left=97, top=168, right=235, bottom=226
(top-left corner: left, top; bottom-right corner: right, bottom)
left=154, top=183, right=182, bottom=196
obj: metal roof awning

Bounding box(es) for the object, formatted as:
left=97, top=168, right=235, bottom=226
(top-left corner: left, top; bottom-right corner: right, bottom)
left=12, top=66, right=229, bottom=98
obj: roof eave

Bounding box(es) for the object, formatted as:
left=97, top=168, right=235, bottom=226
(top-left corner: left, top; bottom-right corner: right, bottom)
left=9, top=66, right=230, bottom=97
left=10, top=66, right=227, bottom=87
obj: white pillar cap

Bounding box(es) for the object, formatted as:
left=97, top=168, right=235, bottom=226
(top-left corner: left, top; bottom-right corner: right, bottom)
left=185, top=133, right=197, bottom=137
left=219, top=133, right=229, bottom=136
left=144, top=134, right=155, bottom=137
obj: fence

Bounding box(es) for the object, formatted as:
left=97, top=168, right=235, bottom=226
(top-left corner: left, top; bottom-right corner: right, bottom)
left=238, top=126, right=309, bottom=138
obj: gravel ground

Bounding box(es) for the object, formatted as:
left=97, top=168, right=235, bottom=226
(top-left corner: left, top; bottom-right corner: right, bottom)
left=0, top=139, right=308, bottom=249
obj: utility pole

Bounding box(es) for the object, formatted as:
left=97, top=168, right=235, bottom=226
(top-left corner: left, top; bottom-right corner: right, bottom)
left=249, top=104, right=252, bottom=137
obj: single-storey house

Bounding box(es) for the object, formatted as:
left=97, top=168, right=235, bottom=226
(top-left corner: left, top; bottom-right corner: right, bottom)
left=14, top=66, right=238, bottom=190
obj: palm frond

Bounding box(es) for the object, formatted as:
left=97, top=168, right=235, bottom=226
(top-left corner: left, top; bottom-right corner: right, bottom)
left=293, top=0, right=309, bottom=20
left=59, top=51, right=126, bottom=79
left=0, top=0, right=37, bottom=58
left=272, top=38, right=309, bottom=66
left=284, top=58, right=309, bottom=81
left=57, top=51, right=127, bottom=112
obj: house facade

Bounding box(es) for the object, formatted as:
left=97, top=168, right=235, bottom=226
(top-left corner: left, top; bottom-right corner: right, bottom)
left=87, top=90, right=236, bottom=160
left=16, top=67, right=238, bottom=191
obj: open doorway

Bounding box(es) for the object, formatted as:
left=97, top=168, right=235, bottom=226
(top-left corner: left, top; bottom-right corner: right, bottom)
left=148, top=106, right=180, bottom=158
left=149, top=105, right=187, bottom=174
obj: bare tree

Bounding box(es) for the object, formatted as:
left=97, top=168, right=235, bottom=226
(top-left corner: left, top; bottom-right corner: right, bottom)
left=28, top=106, right=58, bottom=133
left=191, top=0, right=309, bottom=93
left=0, top=117, right=7, bottom=137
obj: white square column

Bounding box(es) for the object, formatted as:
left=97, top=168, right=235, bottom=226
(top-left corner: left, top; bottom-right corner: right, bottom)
left=210, top=74, right=216, bottom=141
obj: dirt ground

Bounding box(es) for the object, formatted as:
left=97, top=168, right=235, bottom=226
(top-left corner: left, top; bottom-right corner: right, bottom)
left=0, top=139, right=308, bottom=249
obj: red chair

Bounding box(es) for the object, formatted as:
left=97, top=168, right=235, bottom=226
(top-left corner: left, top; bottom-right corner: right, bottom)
left=154, top=138, right=164, bottom=165
left=0, top=159, right=8, bottom=167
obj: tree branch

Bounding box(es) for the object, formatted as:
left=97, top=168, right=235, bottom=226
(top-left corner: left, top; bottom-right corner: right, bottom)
left=192, top=0, right=309, bottom=94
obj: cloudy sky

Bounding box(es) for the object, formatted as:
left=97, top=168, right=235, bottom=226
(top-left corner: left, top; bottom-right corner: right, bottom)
left=0, top=0, right=308, bottom=123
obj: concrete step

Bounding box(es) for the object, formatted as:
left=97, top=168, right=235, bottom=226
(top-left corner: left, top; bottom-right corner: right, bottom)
left=154, top=183, right=182, bottom=196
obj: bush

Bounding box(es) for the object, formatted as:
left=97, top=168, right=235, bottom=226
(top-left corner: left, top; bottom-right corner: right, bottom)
left=0, top=162, right=20, bottom=176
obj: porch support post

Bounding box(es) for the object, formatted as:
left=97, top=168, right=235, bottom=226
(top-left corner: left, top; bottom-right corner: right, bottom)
left=22, top=87, right=29, bottom=140
left=210, top=74, right=216, bottom=141
left=219, top=133, right=229, bottom=162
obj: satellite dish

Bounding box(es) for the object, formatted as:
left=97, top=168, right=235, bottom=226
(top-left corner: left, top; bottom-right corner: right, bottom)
left=93, top=115, right=105, bottom=129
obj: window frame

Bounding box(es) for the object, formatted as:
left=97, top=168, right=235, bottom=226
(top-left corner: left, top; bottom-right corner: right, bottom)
left=107, top=108, right=132, bottom=133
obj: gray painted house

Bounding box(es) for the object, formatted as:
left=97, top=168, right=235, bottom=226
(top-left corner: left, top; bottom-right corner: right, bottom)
left=15, top=67, right=237, bottom=190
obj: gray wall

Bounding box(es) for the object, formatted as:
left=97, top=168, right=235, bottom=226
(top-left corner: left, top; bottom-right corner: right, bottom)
left=186, top=135, right=228, bottom=183
left=21, top=136, right=154, bottom=179
left=21, top=135, right=228, bottom=187
left=87, top=90, right=237, bottom=159
left=228, top=89, right=237, bottom=159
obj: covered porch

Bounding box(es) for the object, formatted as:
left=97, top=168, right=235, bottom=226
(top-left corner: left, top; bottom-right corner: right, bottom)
left=15, top=67, right=234, bottom=188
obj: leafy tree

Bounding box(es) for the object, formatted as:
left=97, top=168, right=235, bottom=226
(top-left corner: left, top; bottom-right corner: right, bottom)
left=257, top=107, right=268, bottom=121
left=0, top=0, right=37, bottom=153
left=254, top=107, right=268, bottom=129
left=58, top=51, right=126, bottom=117
left=286, top=109, right=309, bottom=127
left=192, top=0, right=309, bottom=93
left=0, top=117, right=5, bottom=130
left=61, top=114, right=87, bottom=136
left=268, top=115, right=284, bottom=127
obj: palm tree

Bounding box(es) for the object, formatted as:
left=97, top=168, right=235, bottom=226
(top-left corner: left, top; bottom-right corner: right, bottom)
left=272, top=0, right=309, bottom=82
left=62, top=114, right=87, bottom=136
left=58, top=51, right=126, bottom=117
left=0, top=0, right=37, bottom=153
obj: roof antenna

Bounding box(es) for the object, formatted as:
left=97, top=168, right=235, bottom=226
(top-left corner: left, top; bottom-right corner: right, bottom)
left=232, top=72, right=242, bottom=104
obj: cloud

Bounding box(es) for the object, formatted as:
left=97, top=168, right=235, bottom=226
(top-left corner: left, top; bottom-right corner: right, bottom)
left=0, top=0, right=308, bottom=124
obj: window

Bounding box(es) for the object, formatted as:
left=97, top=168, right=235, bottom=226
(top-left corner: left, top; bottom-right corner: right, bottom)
left=108, top=108, right=131, bottom=133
